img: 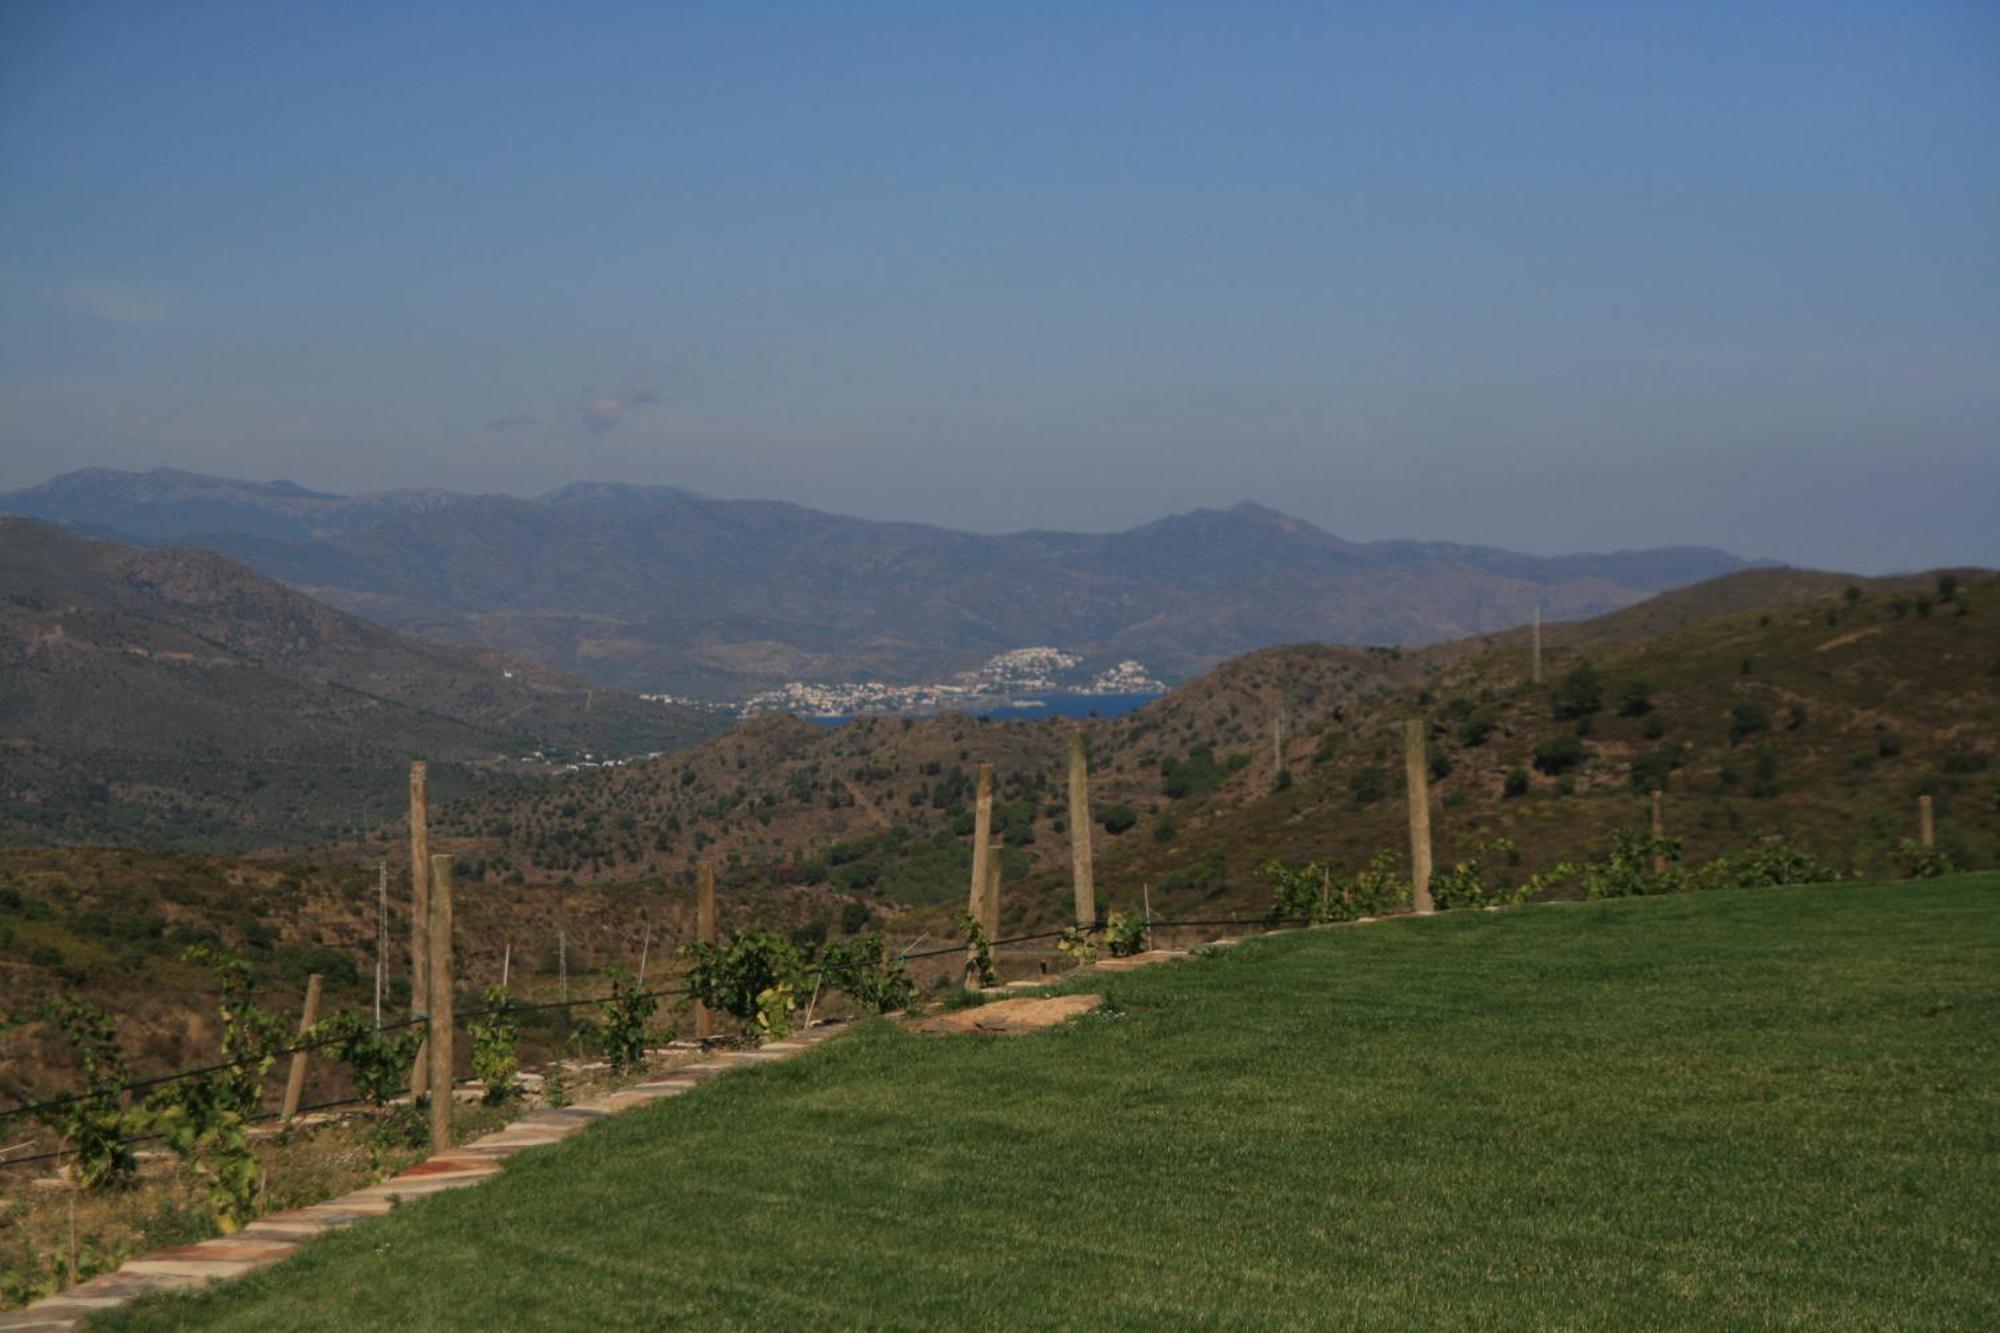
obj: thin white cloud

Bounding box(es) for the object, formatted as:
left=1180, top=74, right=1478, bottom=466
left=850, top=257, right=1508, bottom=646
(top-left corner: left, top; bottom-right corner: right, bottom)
left=55, top=280, right=175, bottom=326
left=574, top=371, right=662, bottom=436
left=578, top=390, right=626, bottom=436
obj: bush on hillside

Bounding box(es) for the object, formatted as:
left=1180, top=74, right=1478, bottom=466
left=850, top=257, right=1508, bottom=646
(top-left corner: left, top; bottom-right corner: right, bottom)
left=1532, top=735, right=1587, bottom=775
left=1455, top=707, right=1500, bottom=747
left=1730, top=702, right=1772, bottom=745
left=1550, top=661, right=1603, bottom=721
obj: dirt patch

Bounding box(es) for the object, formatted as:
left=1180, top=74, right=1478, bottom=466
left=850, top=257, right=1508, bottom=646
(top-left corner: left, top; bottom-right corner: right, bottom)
left=1088, top=949, right=1189, bottom=972
left=908, top=994, right=1105, bottom=1035
left=1815, top=625, right=1885, bottom=652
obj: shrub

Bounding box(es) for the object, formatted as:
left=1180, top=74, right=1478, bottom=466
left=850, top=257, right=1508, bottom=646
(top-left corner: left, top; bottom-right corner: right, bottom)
left=1349, top=766, right=1390, bottom=806
left=1629, top=747, right=1680, bottom=793
left=1100, top=804, right=1138, bottom=836
left=1162, top=747, right=1226, bottom=800
left=1427, top=750, right=1453, bottom=782
left=321, top=1012, right=422, bottom=1108
left=1691, top=840, right=1843, bottom=890
left=1750, top=743, right=1781, bottom=798
left=1456, top=708, right=1499, bottom=747
left=1580, top=829, right=1684, bottom=899
left=1104, top=910, right=1148, bottom=957
left=1263, top=851, right=1408, bottom=924
left=1728, top=702, right=1771, bottom=744
left=820, top=934, right=915, bottom=1013
left=1056, top=926, right=1097, bottom=966
left=1429, top=838, right=1517, bottom=911
left=466, top=987, right=520, bottom=1102
left=14, top=997, right=136, bottom=1191
left=1550, top=661, right=1603, bottom=720
left=1532, top=735, right=1586, bottom=775
left=1617, top=681, right=1654, bottom=717
left=958, top=914, right=997, bottom=989
left=146, top=948, right=288, bottom=1232
left=683, top=931, right=806, bottom=1043
left=592, top=972, right=656, bottom=1072
left=1896, top=840, right=1958, bottom=880
left=1502, top=767, right=1530, bottom=798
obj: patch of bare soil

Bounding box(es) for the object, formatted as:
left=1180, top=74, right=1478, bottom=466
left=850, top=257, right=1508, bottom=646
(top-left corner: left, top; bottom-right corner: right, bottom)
left=908, top=994, right=1104, bottom=1035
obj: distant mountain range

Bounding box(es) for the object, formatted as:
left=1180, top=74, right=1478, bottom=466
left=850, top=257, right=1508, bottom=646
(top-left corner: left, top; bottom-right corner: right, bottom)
left=0, top=518, right=723, bottom=848
left=0, top=468, right=1766, bottom=697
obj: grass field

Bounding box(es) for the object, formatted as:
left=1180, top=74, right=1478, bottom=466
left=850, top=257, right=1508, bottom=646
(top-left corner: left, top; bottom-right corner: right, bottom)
left=105, top=877, right=1998, bottom=1330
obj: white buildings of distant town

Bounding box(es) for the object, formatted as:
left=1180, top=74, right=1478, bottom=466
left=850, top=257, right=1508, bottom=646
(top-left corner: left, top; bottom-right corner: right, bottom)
left=728, top=647, right=1167, bottom=719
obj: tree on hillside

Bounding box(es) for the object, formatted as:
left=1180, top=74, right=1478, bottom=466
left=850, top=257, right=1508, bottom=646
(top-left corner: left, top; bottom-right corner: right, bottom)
left=1550, top=661, right=1603, bottom=721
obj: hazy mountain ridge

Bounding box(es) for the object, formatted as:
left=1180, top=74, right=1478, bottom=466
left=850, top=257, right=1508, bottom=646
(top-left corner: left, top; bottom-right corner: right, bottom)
left=0, top=519, right=726, bottom=848
left=1, top=468, right=1762, bottom=696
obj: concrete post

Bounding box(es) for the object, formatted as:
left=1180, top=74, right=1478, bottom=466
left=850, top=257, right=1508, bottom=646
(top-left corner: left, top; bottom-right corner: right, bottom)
left=280, top=973, right=323, bottom=1122
left=373, top=862, right=387, bottom=1030
left=969, top=762, right=993, bottom=924
left=1919, top=794, right=1935, bottom=850
left=1404, top=719, right=1433, bottom=913
left=695, top=860, right=716, bottom=1039
left=1651, top=789, right=1667, bottom=876
left=983, top=842, right=1002, bottom=944
left=1531, top=605, right=1543, bottom=686
left=408, top=761, right=430, bottom=1100
left=427, top=853, right=455, bottom=1154
left=1067, top=733, right=1095, bottom=927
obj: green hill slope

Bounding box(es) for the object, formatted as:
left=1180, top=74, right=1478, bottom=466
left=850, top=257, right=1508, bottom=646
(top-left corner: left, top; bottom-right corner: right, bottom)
left=98, top=877, right=2000, bottom=1331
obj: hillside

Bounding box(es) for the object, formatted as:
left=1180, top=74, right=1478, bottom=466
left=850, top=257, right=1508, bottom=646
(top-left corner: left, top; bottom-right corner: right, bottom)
left=0, top=468, right=1758, bottom=696
left=4, top=566, right=1993, bottom=1108
left=0, top=520, right=725, bottom=848
left=0, top=841, right=843, bottom=1111
left=420, top=568, right=1999, bottom=937
left=85, top=880, right=2000, bottom=1331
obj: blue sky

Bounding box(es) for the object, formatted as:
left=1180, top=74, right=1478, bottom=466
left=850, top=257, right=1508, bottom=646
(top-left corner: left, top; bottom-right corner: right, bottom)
left=1, top=0, right=1995, bottom=570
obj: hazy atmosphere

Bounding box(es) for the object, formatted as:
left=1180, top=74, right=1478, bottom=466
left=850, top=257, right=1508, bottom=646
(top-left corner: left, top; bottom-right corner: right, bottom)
left=3, top=6, right=1999, bottom=1326
left=3, top=0, right=1996, bottom=570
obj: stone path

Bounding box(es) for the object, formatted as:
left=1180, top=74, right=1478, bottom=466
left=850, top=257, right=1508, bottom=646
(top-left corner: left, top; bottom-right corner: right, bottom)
left=0, top=1023, right=849, bottom=1331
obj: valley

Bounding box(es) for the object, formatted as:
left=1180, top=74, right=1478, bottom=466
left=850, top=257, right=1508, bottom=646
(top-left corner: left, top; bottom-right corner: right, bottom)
left=1, top=468, right=1760, bottom=699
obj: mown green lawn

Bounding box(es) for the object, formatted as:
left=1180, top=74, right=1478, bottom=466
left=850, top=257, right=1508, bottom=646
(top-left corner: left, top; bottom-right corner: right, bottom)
left=105, top=877, right=1998, bottom=1330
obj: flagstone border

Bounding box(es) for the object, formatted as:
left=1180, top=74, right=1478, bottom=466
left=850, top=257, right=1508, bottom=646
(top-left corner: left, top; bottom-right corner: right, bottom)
left=4, top=931, right=1276, bottom=1329
left=0, top=1023, right=850, bottom=1331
